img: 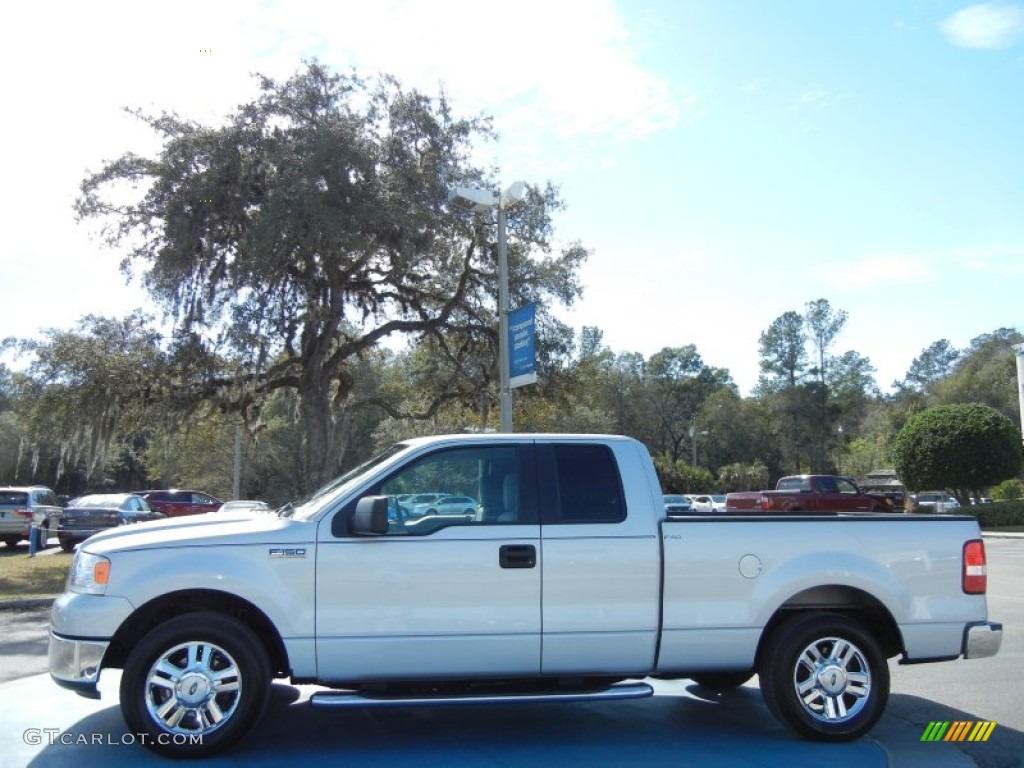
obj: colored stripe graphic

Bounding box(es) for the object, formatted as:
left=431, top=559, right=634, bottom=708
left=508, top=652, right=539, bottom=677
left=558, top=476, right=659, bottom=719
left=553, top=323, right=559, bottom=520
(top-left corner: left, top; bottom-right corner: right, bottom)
left=967, top=722, right=997, bottom=742
left=920, top=721, right=996, bottom=742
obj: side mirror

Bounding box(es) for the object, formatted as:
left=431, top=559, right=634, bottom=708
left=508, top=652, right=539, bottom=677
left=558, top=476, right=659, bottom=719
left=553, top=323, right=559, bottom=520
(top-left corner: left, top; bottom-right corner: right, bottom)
left=350, top=496, right=390, bottom=536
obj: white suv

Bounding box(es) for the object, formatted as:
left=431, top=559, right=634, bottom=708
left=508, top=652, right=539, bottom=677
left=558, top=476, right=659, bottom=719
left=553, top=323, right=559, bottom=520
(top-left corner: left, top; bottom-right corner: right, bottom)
left=913, top=491, right=961, bottom=513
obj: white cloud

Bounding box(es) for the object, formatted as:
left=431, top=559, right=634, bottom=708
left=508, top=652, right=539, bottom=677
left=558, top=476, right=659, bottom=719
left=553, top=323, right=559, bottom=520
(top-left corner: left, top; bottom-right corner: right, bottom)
left=956, top=243, right=1024, bottom=273
left=793, top=89, right=849, bottom=112
left=941, top=3, right=1024, bottom=49
left=812, top=255, right=933, bottom=287
left=239, top=0, right=683, bottom=142
left=0, top=0, right=680, bottom=350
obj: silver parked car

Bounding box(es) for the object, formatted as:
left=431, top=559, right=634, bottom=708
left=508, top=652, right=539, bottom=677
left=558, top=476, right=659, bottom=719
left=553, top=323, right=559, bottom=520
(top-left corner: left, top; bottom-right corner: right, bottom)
left=663, top=494, right=693, bottom=514
left=215, top=500, right=271, bottom=514
left=57, top=493, right=166, bottom=552
left=422, top=495, right=479, bottom=516
left=0, top=486, right=62, bottom=548
left=912, top=491, right=961, bottom=513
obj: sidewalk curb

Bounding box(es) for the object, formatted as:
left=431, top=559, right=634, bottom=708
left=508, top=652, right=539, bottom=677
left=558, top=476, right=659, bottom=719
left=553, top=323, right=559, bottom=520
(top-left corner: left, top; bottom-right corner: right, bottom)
left=0, top=596, right=57, bottom=611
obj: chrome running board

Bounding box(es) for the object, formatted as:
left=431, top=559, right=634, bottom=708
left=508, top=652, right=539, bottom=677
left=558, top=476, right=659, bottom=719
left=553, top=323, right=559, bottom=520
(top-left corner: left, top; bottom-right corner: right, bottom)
left=309, top=681, right=653, bottom=709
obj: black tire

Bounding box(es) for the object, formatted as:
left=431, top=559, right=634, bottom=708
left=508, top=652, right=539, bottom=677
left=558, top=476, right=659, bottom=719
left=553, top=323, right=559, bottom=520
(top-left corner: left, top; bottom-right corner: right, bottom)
left=120, top=612, right=271, bottom=758
left=759, top=612, right=888, bottom=741
left=59, top=537, right=75, bottom=553
left=1, top=535, right=20, bottom=548
left=690, top=671, right=754, bottom=691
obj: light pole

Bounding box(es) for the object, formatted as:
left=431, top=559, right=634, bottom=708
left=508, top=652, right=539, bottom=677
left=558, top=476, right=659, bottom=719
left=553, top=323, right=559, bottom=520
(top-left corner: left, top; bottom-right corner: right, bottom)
left=449, top=181, right=527, bottom=432
left=1014, top=343, right=1024, bottom=444
left=689, top=425, right=709, bottom=466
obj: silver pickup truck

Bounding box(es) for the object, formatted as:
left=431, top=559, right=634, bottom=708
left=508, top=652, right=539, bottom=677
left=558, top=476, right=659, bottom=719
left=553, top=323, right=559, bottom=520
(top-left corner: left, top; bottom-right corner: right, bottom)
left=48, top=433, right=1001, bottom=757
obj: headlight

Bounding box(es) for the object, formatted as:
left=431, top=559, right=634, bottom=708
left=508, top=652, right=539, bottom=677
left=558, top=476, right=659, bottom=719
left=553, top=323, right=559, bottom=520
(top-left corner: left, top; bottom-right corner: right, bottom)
left=68, top=551, right=111, bottom=595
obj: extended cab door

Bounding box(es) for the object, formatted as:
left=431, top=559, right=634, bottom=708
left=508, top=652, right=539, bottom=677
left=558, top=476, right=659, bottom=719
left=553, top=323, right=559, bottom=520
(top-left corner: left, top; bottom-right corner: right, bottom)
left=315, top=443, right=541, bottom=681
left=537, top=440, right=662, bottom=675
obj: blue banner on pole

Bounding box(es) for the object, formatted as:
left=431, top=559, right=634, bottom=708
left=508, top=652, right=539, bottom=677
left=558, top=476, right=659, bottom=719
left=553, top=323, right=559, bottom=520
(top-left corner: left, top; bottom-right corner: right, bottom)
left=508, top=303, right=538, bottom=388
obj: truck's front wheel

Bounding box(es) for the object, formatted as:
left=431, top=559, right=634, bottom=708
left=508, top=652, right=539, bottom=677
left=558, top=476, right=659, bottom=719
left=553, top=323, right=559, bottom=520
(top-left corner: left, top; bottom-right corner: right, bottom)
left=120, top=612, right=271, bottom=757
left=759, top=613, right=888, bottom=741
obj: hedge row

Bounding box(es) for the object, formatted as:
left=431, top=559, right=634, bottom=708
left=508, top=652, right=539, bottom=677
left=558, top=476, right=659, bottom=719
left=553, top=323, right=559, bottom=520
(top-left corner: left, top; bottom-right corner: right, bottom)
left=965, top=501, right=1024, bottom=528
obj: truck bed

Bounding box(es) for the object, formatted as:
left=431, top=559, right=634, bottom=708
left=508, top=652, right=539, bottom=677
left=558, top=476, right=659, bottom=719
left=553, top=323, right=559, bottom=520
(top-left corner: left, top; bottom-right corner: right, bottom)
left=656, top=513, right=987, bottom=674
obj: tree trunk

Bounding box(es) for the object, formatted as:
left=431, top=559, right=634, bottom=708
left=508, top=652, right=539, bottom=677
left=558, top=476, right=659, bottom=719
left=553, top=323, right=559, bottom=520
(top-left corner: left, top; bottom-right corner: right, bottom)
left=298, top=368, right=335, bottom=494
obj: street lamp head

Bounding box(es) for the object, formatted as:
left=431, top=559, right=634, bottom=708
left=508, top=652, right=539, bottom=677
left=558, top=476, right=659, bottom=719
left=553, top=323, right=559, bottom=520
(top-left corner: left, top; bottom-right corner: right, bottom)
left=448, top=186, right=498, bottom=212
left=501, top=181, right=527, bottom=206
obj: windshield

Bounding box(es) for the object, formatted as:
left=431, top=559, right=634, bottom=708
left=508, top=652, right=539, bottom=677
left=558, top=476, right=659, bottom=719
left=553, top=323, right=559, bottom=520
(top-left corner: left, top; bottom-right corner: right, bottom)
left=71, top=495, right=125, bottom=508
left=282, top=442, right=410, bottom=520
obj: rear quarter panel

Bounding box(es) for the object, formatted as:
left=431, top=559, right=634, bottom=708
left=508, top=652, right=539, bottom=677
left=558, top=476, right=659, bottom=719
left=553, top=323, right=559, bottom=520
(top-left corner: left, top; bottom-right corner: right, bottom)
left=657, top=516, right=988, bottom=673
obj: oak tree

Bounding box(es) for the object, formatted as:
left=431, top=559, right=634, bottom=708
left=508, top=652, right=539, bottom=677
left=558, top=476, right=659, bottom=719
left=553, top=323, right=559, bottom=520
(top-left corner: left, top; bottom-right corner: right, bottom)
left=76, top=62, right=587, bottom=489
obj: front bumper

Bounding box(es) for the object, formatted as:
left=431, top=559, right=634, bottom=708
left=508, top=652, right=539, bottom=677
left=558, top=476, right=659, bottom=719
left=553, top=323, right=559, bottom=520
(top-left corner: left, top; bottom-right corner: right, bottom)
left=963, top=621, right=1002, bottom=659
left=48, top=631, right=109, bottom=698
left=57, top=528, right=101, bottom=544
left=48, top=591, right=135, bottom=698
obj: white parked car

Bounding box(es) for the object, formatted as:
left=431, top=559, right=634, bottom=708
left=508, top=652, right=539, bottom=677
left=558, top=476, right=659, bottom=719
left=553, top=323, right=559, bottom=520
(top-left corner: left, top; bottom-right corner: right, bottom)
left=690, top=494, right=727, bottom=513
left=912, top=492, right=960, bottom=513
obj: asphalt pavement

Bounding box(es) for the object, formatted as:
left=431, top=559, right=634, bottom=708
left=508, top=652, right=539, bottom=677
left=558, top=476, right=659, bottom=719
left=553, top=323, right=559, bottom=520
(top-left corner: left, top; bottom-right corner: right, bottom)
left=0, top=601, right=980, bottom=768
left=0, top=665, right=979, bottom=768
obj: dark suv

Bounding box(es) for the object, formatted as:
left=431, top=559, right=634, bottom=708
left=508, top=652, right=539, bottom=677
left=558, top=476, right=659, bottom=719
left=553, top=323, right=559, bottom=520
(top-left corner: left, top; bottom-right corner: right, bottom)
left=0, top=486, right=62, bottom=548
left=139, top=490, right=223, bottom=517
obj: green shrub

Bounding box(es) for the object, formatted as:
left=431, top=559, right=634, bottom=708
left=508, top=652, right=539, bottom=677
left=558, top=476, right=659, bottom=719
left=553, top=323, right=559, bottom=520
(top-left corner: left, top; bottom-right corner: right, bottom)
left=991, top=478, right=1024, bottom=501
left=968, top=500, right=1024, bottom=528
left=892, top=404, right=1022, bottom=504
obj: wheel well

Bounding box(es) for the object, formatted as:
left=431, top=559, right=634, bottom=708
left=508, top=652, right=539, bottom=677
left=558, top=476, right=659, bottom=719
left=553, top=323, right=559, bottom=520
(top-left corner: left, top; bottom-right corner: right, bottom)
left=756, top=585, right=903, bottom=666
left=105, top=589, right=290, bottom=677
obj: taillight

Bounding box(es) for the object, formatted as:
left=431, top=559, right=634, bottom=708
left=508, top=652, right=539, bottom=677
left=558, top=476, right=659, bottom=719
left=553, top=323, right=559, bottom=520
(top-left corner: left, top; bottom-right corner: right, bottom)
left=12, top=507, right=33, bottom=520
left=759, top=495, right=770, bottom=512
left=963, top=539, right=988, bottom=594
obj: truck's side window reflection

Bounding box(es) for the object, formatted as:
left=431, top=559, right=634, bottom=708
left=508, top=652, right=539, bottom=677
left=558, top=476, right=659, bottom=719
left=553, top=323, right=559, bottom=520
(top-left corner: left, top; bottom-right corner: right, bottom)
left=377, top=445, right=520, bottom=534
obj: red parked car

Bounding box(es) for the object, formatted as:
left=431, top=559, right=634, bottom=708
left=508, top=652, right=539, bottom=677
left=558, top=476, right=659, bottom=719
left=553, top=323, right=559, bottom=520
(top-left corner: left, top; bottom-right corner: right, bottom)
left=725, top=475, right=893, bottom=514
left=138, top=489, right=223, bottom=517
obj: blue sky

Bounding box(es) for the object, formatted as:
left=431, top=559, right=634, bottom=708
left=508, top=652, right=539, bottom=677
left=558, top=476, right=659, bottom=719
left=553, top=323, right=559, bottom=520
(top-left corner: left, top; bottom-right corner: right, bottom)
left=2, top=0, right=1022, bottom=395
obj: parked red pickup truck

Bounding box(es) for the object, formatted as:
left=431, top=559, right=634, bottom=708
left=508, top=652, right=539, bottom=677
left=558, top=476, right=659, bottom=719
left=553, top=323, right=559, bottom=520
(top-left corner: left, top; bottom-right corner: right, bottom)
left=725, top=475, right=894, bottom=514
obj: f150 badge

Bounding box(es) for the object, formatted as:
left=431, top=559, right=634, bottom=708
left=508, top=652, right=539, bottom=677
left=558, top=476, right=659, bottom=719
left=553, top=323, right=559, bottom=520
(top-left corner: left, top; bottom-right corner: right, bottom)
left=269, top=547, right=307, bottom=558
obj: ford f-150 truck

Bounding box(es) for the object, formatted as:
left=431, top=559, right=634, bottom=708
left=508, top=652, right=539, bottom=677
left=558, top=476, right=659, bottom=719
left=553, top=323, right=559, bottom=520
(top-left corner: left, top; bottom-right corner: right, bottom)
left=48, top=434, right=1001, bottom=757
left=725, top=474, right=893, bottom=513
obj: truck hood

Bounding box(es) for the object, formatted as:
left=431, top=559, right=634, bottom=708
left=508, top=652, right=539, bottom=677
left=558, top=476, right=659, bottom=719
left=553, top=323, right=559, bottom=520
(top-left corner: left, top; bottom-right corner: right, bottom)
left=78, top=510, right=310, bottom=554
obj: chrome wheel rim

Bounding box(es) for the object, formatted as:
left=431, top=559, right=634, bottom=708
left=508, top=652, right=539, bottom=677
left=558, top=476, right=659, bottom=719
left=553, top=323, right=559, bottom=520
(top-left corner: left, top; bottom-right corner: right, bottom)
left=792, top=635, right=871, bottom=723
left=144, top=641, right=242, bottom=735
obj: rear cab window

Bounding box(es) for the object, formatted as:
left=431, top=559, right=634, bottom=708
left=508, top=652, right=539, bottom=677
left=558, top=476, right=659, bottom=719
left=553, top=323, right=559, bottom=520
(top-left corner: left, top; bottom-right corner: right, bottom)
left=539, top=443, right=627, bottom=524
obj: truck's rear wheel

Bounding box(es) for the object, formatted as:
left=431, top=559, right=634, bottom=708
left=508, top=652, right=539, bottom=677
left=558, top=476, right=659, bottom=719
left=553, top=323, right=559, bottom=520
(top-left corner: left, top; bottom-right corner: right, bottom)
left=120, top=612, right=270, bottom=757
left=759, top=613, right=888, bottom=741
